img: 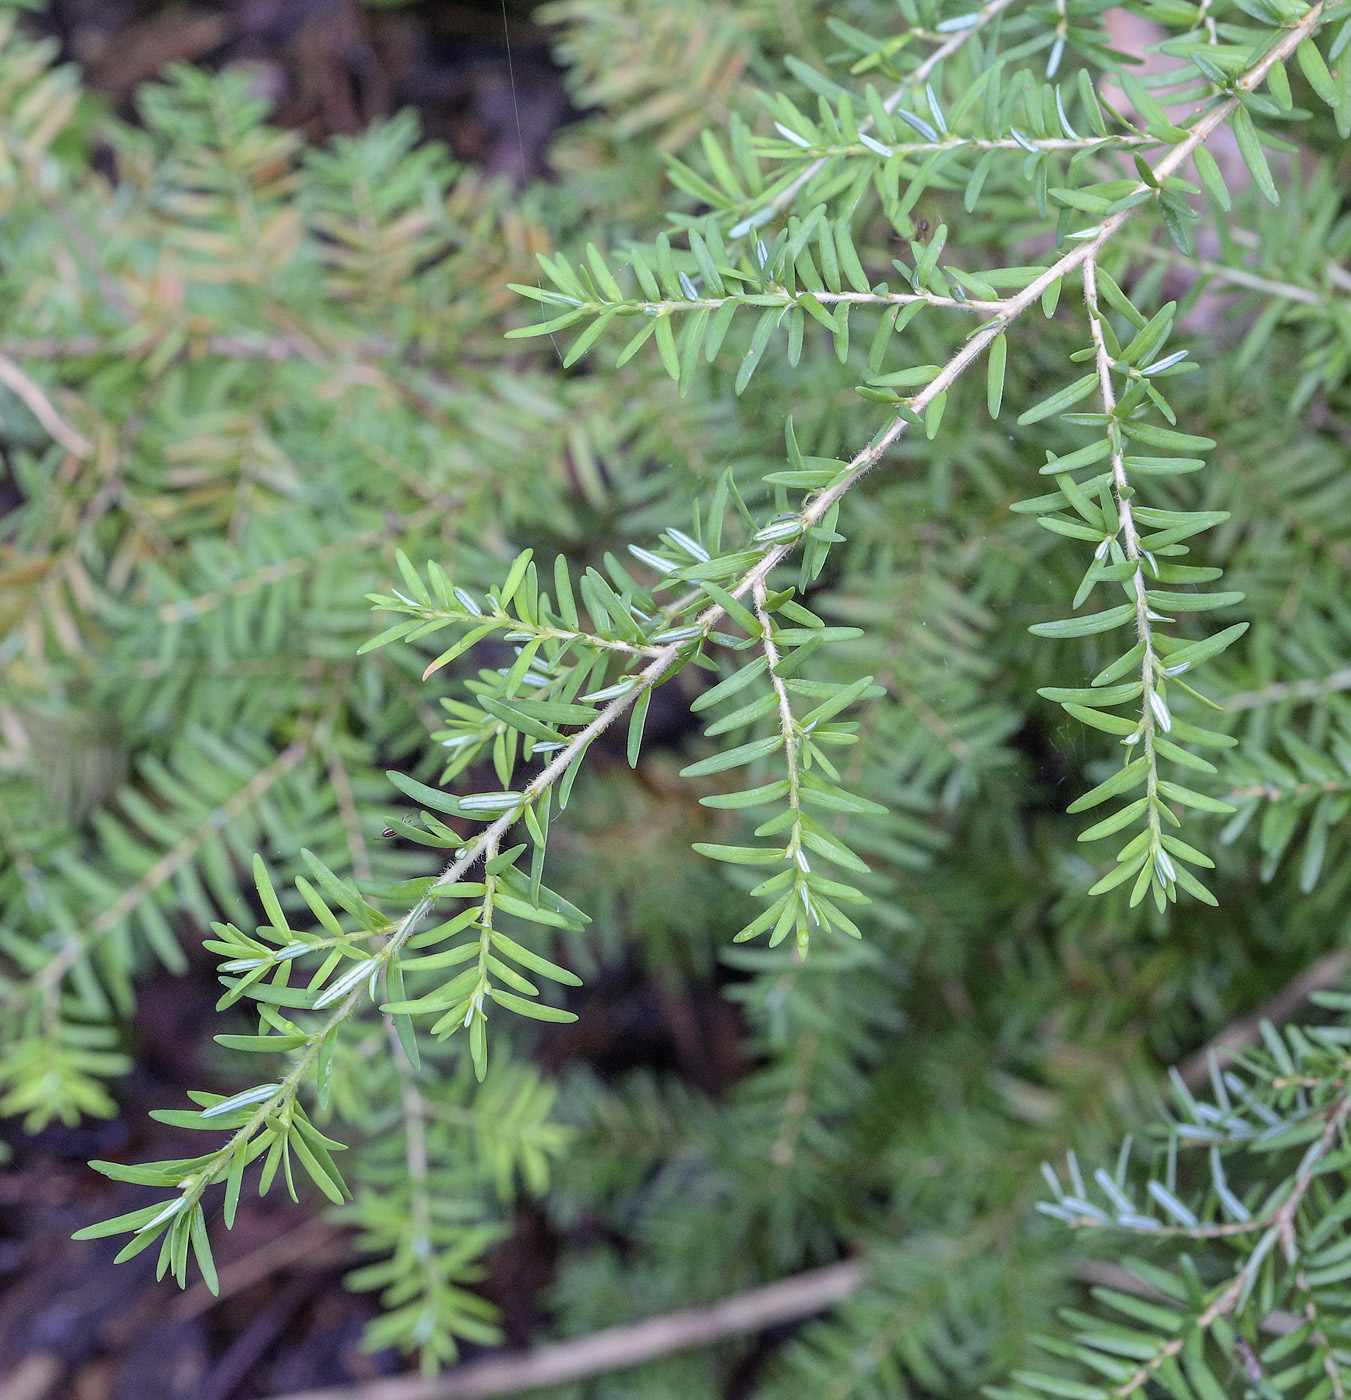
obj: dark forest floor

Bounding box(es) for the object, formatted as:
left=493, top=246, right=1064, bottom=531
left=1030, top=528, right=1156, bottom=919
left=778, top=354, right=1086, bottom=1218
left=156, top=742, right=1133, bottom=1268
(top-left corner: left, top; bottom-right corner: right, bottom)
left=2, top=946, right=748, bottom=1400
left=44, top=0, right=570, bottom=176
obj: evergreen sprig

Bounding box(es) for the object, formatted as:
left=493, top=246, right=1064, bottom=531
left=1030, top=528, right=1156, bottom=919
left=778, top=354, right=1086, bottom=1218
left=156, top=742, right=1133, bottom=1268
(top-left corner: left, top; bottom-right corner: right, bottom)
left=1009, top=1015, right=1351, bottom=1400
left=2, top=0, right=1351, bottom=1385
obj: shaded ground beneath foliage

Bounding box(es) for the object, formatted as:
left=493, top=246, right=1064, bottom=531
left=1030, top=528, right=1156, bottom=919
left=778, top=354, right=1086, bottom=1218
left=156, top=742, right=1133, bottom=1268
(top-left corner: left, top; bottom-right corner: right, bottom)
left=44, top=0, right=569, bottom=176
left=1, top=944, right=747, bottom=1400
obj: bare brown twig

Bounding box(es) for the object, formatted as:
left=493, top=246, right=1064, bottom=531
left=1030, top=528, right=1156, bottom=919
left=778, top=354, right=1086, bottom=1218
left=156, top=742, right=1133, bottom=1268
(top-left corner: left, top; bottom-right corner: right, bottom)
left=0, top=353, right=92, bottom=459
left=261, top=1262, right=862, bottom=1400
left=1178, top=946, right=1351, bottom=1089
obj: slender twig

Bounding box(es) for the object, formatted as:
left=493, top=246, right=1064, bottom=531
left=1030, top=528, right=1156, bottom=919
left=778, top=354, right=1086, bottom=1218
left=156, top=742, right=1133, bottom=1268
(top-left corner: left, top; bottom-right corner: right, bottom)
left=753, top=577, right=822, bottom=1163
left=1178, top=946, right=1351, bottom=1089
left=532, top=286, right=1009, bottom=318
left=754, top=578, right=805, bottom=883
left=1227, top=774, right=1350, bottom=802
left=1224, top=666, right=1351, bottom=712
left=1119, top=237, right=1328, bottom=306
left=260, top=1262, right=862, bottom=1400
left=0, top=352, right=92, bottom=458
left=773, top=133, right=1156, bottom=161
left=1080, top=253, right=1177, bottom=897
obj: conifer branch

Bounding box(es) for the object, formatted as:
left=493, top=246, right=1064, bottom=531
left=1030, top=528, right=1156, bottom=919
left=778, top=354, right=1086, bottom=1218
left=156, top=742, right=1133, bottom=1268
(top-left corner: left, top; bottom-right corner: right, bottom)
left=11, top=0, right=1349, bottom=1380
left=1104, top=1090, right=1351, bottom=1400
left=743, top=0, right=1020, bottom=230
left=92, top=0, right=1330, bottom=1231
left=31, top=732, right=315, bottom=1014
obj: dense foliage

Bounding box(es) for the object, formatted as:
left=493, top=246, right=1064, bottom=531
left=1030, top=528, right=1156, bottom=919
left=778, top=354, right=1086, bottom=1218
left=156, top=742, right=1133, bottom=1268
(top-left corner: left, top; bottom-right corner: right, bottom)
left=3, top=0, right=1351, bottom=1393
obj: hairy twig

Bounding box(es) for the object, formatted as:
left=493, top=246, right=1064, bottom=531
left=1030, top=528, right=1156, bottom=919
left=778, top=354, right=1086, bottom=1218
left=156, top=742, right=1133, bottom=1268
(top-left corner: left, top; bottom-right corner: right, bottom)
left=1081, top=253, right=1167, bottom=886
left=538, top=286, right=1009, bottom=317
left=783, top=133, right=1156, bottom=161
